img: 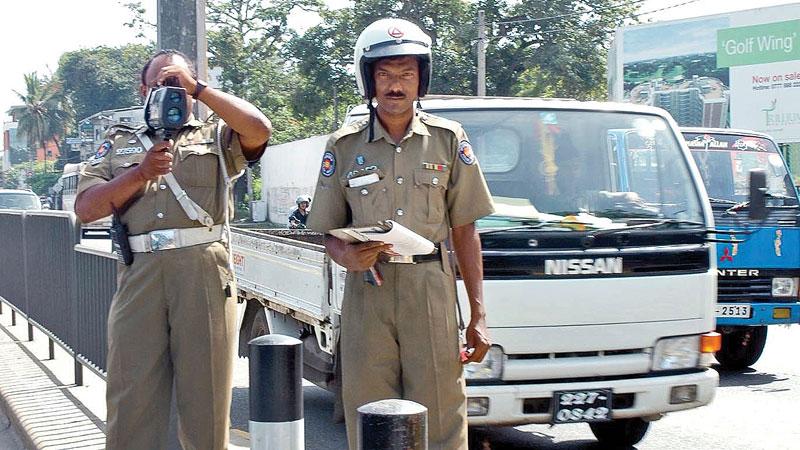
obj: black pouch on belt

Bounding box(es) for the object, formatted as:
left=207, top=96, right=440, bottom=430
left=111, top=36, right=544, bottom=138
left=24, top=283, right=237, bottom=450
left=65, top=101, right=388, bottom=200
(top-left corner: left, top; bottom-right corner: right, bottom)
left=110, top=205, right=134, bottom=266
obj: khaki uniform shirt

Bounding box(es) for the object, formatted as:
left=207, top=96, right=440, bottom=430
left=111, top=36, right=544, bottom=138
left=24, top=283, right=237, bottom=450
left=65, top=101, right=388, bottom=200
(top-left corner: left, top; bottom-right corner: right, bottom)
left=77, top=119, right=248, bottom=235
left=308, top=112, right=494, bottom=241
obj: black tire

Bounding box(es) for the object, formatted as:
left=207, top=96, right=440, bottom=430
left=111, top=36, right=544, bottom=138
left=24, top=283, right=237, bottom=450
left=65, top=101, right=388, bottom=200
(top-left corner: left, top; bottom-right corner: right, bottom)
left=715, top=326, right=768, bottom=370
left=589, top=418, right=650, bottom=447
left=237, top=301, right=270, bottom=357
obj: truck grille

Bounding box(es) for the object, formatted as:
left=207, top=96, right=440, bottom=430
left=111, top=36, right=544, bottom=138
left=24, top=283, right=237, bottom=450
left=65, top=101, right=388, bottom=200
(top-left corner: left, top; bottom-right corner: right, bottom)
left=712, top=207, right=798, bottom=228
left=718, top=277, right=774, bottom=303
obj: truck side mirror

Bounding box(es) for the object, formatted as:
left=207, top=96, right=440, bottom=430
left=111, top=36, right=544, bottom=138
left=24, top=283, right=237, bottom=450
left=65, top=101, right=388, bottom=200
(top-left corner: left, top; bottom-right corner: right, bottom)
left=748, top=169, right=767, bottom=221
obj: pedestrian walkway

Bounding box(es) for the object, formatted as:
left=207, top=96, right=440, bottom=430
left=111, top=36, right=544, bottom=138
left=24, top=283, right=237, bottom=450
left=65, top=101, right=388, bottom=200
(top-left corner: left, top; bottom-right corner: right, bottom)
left=0, top=303, right=253, bottom=450
left=0, top=318, right=105, bottom=449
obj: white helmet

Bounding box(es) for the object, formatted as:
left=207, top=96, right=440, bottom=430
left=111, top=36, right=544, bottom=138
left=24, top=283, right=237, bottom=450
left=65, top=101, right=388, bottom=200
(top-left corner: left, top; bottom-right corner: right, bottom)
left=354, top=18, right=433, bottom=100
left=296, top=195, right=311, bottom=205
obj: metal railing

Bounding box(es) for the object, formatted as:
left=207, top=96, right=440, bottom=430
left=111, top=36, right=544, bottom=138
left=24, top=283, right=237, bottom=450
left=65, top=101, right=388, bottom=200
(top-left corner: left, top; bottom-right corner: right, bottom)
left=0, top=210, right=116, bottom=383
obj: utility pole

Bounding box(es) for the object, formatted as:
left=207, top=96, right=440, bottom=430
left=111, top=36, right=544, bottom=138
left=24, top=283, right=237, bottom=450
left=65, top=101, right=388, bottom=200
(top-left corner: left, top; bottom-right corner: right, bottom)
left=477, top=10, right=486, bottom=97
left=157, top=0, right=208, bottom=119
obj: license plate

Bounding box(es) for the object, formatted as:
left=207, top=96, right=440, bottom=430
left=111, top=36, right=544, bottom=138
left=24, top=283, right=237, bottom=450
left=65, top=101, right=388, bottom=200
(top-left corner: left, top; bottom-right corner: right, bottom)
left=552, top=389, right=612, bottom=423
left=716, top=304, right=751, bottom=318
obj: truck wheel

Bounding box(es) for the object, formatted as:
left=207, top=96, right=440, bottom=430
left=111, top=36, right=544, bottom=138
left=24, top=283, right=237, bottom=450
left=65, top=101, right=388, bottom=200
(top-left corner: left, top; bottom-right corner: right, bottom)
left=589, top=418, right=650, bottom=447
left=715, top=326, right=768, bottom=370
left=237, top=301, right=270, bottom=357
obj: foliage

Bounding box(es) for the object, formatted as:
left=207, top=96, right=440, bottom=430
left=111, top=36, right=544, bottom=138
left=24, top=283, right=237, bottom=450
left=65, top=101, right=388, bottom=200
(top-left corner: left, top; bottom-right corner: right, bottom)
left=480, top=0, right=638, bottom=99
left=0, top=167, right=21, bottom=189
left=27, top=170, right=62, bottom=196
left=56, top=44, right=154, bottom=123
left=10, top=73, right=73, bottom=171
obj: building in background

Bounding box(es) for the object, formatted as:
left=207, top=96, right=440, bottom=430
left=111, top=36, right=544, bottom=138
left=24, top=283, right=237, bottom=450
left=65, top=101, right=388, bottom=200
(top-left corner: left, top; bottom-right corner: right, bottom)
left=75, top=106, right=144, bottom=161
left=2, top=121, right=21, bottom=171
left=629, top=76, right=729, bottom=128
left=609, top=3, right=800, bottom=180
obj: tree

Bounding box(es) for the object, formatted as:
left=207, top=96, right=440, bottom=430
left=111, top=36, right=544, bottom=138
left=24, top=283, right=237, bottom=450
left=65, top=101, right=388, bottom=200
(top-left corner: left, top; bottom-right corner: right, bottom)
left=287, top=0, right=476, bottom=121
left=479, top=0, right=638, bottom=99
left=10, top=72, right=73, bottom=173
left=56, top=44, right=154, bottom=123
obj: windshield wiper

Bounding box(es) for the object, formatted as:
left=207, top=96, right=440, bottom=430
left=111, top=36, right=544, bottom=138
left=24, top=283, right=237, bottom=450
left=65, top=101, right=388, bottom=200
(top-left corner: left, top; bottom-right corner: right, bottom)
left=724, top=192, right=794, bottom=215
left=478, top=215, right=605, bottom=235
left=707, top=197, right=736, bottom=205
left=586, top=218, right=704, bottom=238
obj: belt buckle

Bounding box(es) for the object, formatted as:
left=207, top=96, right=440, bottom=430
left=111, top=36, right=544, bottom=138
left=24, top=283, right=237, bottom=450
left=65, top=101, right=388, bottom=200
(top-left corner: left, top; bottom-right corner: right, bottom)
left=386, top=255, right=415, bottom=264
left=150, top=229, right=177, bottom=251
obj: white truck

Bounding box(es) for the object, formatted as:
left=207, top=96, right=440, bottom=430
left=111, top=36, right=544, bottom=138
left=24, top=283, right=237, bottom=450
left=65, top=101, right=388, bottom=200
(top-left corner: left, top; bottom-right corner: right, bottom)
left=232, top=96, right=721, bottom=446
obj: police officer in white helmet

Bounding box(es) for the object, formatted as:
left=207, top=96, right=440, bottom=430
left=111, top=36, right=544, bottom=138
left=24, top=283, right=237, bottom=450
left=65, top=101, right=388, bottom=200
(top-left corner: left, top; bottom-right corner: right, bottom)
left=308, top=17, right=495, bottom=450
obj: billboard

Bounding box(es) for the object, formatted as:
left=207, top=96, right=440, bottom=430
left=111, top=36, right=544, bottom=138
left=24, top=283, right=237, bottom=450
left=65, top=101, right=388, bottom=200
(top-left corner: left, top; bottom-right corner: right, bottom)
left=609, top=4, right=800, bottom=143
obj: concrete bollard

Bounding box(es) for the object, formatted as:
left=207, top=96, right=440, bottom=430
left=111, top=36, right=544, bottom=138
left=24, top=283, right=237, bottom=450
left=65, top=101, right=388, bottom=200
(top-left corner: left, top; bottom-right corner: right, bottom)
left=358, top=399, right=428, bottom=450
left=248, top=334, right=303, bottom=450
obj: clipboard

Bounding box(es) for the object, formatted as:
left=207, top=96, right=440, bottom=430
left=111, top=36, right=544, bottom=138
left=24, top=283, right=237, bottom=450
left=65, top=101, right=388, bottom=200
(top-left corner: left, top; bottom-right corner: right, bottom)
left=329, top=220, right=435, bottom=256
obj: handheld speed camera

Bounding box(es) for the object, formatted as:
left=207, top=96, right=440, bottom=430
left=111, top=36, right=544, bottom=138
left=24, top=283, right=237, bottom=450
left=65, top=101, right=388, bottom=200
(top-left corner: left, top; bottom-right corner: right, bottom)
left=144, top=80, right=189, bottom=139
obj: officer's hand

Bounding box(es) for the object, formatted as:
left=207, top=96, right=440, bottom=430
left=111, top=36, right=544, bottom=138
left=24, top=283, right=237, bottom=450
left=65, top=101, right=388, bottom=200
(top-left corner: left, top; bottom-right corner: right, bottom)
left=156, top=64, right=199, bottom=96
left=135, top=140, right=174, bottom=182
left=463, top=317, right=491, bottom=364
left=340, top=241, right=393, bottom=272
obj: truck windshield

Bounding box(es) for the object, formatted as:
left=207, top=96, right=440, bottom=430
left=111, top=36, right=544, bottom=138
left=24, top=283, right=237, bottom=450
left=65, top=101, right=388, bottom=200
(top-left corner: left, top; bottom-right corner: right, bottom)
left=682, top=132, right=798, bottom=205
left=428, top=109, right=705, bottom=230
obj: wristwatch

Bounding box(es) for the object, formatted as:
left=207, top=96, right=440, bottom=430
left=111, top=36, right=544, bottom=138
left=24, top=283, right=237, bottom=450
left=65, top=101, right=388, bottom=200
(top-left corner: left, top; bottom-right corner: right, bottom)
left=192, top=79, right=208, bottom=99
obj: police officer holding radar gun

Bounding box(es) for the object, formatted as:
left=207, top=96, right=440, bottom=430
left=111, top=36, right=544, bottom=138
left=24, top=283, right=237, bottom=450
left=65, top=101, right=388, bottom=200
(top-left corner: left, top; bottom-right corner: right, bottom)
left=74, top=49, right=271, bottom=450
left=308, top=18, right=495, bottom=450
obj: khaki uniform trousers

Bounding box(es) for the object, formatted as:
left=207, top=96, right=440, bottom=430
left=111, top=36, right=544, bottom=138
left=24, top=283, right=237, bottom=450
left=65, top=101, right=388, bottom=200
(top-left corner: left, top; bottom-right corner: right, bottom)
left=105, top=241, right=237, bottom=450
left=341, top=261, right=468, bottom=450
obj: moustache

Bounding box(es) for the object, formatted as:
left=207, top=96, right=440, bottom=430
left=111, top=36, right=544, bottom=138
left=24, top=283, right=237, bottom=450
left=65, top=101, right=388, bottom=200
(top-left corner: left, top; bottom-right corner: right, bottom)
left=385, top=91, right=406, bottom=98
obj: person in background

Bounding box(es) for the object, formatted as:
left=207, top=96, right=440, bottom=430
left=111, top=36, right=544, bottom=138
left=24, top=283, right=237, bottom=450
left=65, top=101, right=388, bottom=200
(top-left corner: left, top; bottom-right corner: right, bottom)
left=288, top=194, right=311, bottom=228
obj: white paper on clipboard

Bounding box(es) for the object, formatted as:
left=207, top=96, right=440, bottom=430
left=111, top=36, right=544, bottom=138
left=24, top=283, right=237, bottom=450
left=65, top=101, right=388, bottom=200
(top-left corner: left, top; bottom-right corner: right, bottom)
left=329, top=220, right=434, bottom=256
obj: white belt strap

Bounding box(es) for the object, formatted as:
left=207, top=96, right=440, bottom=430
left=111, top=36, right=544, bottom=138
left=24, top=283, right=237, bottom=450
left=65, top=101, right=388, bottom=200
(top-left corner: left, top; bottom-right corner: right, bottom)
left=138, top=131, right=215, bottom=228
left=129, top=225, right=224, bottom=253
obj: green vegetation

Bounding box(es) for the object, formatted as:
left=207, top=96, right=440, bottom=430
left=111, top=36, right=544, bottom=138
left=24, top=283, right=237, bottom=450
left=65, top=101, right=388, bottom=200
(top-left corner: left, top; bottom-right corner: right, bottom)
left=5, top=0, right=639, bottom=197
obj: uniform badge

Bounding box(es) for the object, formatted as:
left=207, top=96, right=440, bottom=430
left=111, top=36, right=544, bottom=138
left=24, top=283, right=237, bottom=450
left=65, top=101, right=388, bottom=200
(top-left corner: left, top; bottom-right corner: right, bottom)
left=458, top=141, right=476, bottom=165
left=96, top=141, right=112, bottom=159
left=116, top=146, right=144, bottom=155
left=321, top=151, right=336, bottom=177
left=423, top=162, right=447, bottom=171
left=356, top=155, right=366, bottom=165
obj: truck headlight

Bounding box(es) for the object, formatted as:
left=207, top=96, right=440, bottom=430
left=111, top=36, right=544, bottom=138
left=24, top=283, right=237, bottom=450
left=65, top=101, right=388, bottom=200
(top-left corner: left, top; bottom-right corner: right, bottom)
left=463, top=345, right=504, bottom=380
left=652, top=335, right=700, bottom=371
left=772, top=277, right=799, bottom=297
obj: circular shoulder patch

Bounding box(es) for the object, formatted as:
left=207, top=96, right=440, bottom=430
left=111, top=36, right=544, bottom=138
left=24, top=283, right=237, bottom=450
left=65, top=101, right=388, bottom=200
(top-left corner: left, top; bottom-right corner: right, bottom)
left=96, top=141, right=112, bottom=158
left=458, top=140, right=476, bottom=165
left=321, top=151, right=336, bottom=177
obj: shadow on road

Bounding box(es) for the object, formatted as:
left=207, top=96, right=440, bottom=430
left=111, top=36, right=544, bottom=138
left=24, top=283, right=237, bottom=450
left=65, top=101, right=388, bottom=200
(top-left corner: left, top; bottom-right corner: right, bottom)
left=229, top=384, right=347, bottom=449
left=716, top=366, right=789, bottom=388
left=469, top=426, right=636, bottom=450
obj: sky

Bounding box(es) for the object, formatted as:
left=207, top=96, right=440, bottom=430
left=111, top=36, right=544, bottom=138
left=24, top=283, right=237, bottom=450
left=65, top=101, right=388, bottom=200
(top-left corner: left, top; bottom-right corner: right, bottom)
left=1, top=0, right=799, bottom=126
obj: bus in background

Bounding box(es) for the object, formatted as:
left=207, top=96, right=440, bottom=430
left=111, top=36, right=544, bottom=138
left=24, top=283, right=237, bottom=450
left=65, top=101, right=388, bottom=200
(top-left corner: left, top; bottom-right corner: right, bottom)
left=53, top=163, right=81, bottom=211
left=682, top=128, right=800, bottom=369
left=53, top=162, right=111, bottom=237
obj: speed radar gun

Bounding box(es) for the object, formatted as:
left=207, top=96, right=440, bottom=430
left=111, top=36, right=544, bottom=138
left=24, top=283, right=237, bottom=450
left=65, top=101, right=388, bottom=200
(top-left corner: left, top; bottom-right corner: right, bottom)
left=144, top=82, right=189, bottom=140
left=140, top=81, right=215, bottom=229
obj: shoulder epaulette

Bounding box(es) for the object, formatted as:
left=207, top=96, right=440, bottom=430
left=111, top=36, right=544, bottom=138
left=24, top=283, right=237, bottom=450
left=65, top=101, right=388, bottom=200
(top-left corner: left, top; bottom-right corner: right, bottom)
left=329, top=117, right=369, bottom=144
left=418, top=112, right=462, bottom=136
left=105, top=123, right=146, bottom=141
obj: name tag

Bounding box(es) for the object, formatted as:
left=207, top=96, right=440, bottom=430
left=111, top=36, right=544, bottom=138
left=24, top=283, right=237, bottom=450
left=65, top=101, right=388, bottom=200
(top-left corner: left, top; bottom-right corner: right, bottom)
left=348, top=173, right=380, bottom=188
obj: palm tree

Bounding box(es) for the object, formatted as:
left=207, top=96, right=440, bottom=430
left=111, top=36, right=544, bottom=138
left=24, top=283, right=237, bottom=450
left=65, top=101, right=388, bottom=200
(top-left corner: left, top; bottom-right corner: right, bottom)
left=9, top=72, right=73, bottom=173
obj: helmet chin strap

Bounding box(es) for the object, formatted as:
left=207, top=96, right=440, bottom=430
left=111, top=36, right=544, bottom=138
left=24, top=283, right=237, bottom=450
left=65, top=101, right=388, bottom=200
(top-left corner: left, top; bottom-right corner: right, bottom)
left=416, top=98, right=422, bottom=116
left=367, top=100, right=376, bottom=142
